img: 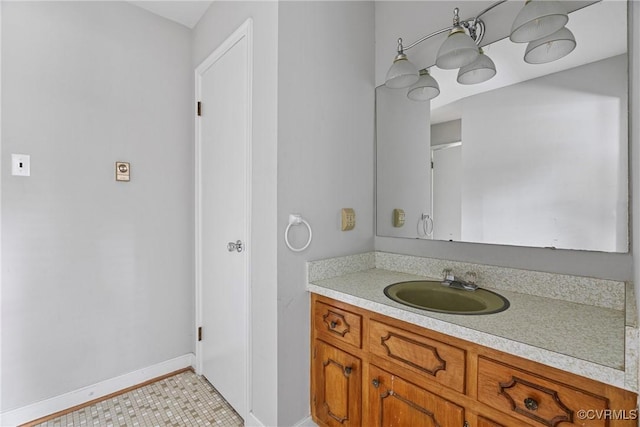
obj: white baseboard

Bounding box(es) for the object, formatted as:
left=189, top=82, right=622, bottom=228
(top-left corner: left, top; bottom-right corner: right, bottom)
left=0, top=353, right=195, bottom=427
left=245, top=413, right=316, bottom=427
left=292, top=415, right=317, bottom=427
left=245, top=411, right=265, bottom=426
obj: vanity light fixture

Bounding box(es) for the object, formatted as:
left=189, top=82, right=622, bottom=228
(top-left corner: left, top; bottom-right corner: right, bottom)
left=385, top=38, right=420, bottom=89
left=435, top=8, right=479, bottom=70
left=524, top=26, right=576, bottom=64
left=408, top=68, right=440, bottom=101
left=457, top=47, right=496, bottom=85
left=384, top=0, right=574, bottom=100
left=510, top=0, right=568, bottom=43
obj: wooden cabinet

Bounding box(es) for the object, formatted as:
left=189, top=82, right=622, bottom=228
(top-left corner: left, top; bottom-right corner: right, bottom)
left=478, top=356, right=610, bottom=426
left=310, top=294, right=637, bottom=427
left=369, top=319, right=466, bottom=394
left=367, top=364, right=465, bottom=427
left=312, top=340, right=361, bottom=426
left=314, top=301, right=362, bottom=350
left=476, top=416, right=504, bottom=427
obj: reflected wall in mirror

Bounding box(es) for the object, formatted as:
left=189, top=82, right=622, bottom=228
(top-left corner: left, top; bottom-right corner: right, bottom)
left=376, top=0, right=628, bottom=252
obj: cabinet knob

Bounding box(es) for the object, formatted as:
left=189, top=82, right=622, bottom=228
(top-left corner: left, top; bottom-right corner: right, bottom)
left=330, top=321, right=338, bottom=329
left=343, top=366, right=352, bottom=377
left=524, top=397, right=539, bottom=411
left=372, top=378, right=380, bottom=388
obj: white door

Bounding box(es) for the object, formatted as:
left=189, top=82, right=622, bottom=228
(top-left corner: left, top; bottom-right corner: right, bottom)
left=195, top=20, right=252, bottom=419
left=432, top=143, right=462, bottom=241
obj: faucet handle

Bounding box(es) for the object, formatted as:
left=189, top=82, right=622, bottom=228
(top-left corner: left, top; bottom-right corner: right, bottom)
left=464, top=271, right=477, bottom=285
left=442, top=268, right=453, bottom=281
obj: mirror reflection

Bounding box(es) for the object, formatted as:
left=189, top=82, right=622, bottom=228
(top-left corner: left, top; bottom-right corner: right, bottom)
left=376, top=0, right=628, bottom=252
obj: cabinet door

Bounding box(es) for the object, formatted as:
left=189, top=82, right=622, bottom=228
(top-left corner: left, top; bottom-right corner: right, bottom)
left=313, top=340, right=362, bottom=426
left=367, top=364, right=465, bottom=427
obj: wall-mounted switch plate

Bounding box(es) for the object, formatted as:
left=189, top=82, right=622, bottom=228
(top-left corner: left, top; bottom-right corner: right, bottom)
left=341, top=208, right=356, bottom=231
left=11, top=154, right=30, bottom=177
left=393, top=208, right=405, bottom=227
left=116, top=162, right=130, bottom=182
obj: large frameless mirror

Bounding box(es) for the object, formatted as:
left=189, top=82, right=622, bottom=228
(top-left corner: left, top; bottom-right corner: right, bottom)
left=376, top=0, right=628, bottom=252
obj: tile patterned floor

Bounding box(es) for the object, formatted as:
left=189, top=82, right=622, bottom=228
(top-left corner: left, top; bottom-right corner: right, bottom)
left=32, top=370, right=243, bottom=427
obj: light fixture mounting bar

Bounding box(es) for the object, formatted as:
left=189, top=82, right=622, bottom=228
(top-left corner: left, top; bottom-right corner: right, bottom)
left=402, top=0, right=508, bottom=52
left=404, top=27, right=451, bottom=51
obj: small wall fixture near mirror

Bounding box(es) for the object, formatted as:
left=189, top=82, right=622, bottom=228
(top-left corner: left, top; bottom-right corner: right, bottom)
left=376, top=0, right=628, bottom=253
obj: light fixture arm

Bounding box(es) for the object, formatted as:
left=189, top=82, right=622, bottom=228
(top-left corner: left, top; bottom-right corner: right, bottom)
left=404, top=27, right=452, bottom=51
left=401, top=0, right=508, bottom=52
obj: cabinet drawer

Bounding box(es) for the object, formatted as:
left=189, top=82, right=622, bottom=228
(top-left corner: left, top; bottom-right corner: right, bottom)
left=314, top=302, right=362, bottom=349
left=369, top=319, right=465, bottom=393
left=478, top=356, right=608, bottom=426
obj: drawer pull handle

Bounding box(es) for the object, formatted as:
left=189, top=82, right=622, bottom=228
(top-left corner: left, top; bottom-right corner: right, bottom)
left=372, top=378, right=380, bottom=388
left=524, top=397, right=539, bottom=411
left=330, top=321, right=338, bottom=329
left=343, top=366, right=352, bottom=377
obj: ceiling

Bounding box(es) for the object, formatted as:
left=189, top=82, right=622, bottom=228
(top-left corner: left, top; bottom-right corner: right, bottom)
left=129, top=1, right=213, bottom=28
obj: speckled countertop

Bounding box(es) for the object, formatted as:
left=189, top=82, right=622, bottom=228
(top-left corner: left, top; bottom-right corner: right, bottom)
left=306, top=252, right=638, bottom=392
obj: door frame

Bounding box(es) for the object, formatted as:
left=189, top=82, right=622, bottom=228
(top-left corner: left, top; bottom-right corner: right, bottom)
left=430, top=141, right=462, bottom=240
left=194, top=18, right=253, bottom=419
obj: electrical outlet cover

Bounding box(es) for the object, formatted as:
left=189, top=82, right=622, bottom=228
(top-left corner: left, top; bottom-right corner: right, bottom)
left=393, top=208, right=405, bottom=227
left=11, top=154, right=30, bottom=176
left=341, top=208, right=356, bottom=231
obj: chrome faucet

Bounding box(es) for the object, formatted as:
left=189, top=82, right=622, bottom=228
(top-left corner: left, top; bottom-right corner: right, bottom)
left=441, top=270, right=478, bottom=291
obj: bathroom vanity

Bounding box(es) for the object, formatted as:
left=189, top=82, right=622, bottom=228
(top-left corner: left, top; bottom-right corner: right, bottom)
left=348, top=1, right=636, bottom=424
left=307, top=253, right=638, bottom=427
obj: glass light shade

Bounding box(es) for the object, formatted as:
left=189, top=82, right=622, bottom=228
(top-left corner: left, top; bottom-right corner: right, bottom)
left=435, top=27, right=479, bottom=70
left=524, top=27, right=576, bottom=64
left=457, top=50, right=496, bottom=85
left=385, top=54, right=419, bottom=89
left=510, top=0, right=568, bottom=43
left=407, top=69, right=440, bottom=101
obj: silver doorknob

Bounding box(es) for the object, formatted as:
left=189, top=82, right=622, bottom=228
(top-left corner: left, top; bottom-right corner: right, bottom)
left=227, top=240, right=244, bottom=253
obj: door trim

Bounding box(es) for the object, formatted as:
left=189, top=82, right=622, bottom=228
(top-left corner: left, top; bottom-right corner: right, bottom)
left=194, top=18, right=253, bottom=420
left=430, top=141, right=462, bottom=241
left=430, top=141, right=461, bottom=220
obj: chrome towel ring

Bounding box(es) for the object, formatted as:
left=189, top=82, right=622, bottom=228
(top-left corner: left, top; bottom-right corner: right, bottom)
left=418, top=213, right=433, bottom=238
left=285, top=214, right=312, bottom=252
